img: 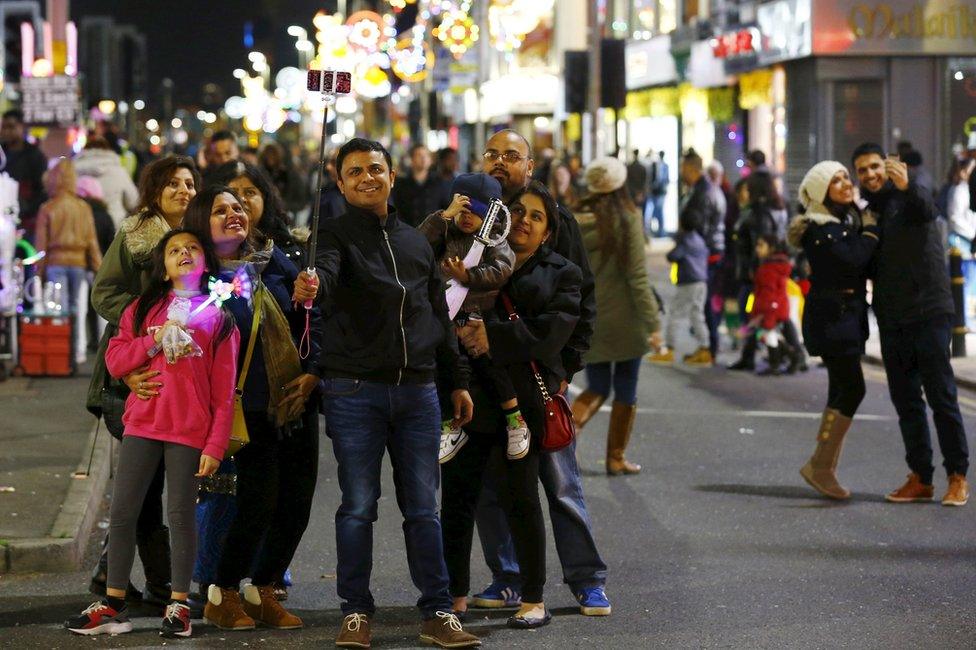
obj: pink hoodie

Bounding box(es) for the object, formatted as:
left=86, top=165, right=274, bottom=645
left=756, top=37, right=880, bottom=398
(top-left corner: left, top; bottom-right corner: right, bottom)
left=106, top=293, right=240, bottom=460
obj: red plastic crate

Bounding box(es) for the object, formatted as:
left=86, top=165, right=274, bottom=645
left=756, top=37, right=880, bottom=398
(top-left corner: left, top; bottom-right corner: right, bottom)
left=18, top=315, right=74, bottom=376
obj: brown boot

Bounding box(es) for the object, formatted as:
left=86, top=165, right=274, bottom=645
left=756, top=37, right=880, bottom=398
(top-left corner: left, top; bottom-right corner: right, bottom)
left=571, top=390, right=606, bottom=430
left=799, top=408, right=852, bottom=500
left=606, top=401, right=641, bottom=476
left=242, top=584, right=303, bottom=629
left=204, top=585, right=255, bottom=630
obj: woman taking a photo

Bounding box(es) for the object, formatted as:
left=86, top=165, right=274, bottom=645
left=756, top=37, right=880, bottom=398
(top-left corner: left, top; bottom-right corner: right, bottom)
left=184, top=186, right=321, bottom=632
left=86, top=155, right=200, bottom=608
left=570, top=157, right=660, bottom=476
left=445, top=180, right=582, bottom=630
left=788, top=161, right=879, bottom=500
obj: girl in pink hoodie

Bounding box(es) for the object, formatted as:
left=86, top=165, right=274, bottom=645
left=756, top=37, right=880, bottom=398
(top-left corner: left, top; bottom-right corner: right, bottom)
left=67, top=229, right=239, bottom=639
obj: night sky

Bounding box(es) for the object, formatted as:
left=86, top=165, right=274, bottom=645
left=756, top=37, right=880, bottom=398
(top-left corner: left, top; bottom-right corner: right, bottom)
left=72, top=0, right=335, bottom=111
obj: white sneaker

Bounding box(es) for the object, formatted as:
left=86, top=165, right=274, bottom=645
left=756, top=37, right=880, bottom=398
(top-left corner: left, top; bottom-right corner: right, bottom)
left=439, top=422, right=468, bottom=464
left=506, top=416, right=529, bottom=460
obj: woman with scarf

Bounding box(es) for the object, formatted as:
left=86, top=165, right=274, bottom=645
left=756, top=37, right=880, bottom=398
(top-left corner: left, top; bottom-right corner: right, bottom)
left=86, top=155, right=200, bottom=608
left=183, top=186, right=321, bottom=631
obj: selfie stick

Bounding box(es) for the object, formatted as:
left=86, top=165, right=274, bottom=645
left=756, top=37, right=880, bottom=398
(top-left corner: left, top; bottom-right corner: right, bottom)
left=300, top=70, right=352, bottom=358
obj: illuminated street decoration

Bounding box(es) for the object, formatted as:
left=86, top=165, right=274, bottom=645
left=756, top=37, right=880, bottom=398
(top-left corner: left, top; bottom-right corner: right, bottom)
left=345, top=11, right=387, bottom=54
left=434, top=9, right=479, bottom=59
left=488, top=0, right=553, bottom=53
left=390, top=33, right=436, bottom=82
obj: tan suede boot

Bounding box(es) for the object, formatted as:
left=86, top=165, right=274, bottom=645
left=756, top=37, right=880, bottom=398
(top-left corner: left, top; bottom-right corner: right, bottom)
left=571, top=390, right=606, bottom=430
left=799, top=408, right=852, bottom=500
left=606, top=401, right=641, bottom=475
left=204, top=585, right=256, bottom=630
left=242, top=584, right=303, bottom=629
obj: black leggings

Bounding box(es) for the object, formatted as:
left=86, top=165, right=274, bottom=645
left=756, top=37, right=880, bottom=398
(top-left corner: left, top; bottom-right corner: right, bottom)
left=441, top=430, right=545, bottom=603
left=215, top=407, right=319, bottom=588
left=822, top=354, right=866, bottom=418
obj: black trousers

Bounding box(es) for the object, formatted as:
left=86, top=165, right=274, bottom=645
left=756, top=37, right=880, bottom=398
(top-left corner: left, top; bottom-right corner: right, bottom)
left=822, top=354, right=866, bottom=418
left=215, top=407, right=320, bottom=588
left=469, top=355, right=517, bottom=405
left=441, top=431, right=545, bottom=602
left=880, top=316, right=969, bottom=483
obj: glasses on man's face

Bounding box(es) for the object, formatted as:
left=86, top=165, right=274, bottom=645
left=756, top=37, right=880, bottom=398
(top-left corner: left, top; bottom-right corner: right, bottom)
left=483, top=150, right=525, bottom=163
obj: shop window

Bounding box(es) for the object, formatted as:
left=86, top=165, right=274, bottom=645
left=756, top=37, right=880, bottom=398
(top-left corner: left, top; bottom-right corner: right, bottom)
left=831, top=80, right=883, bottom=163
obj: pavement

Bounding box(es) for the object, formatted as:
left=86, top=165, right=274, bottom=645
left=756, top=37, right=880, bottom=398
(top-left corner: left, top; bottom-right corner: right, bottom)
left=1, top=246, right=976, bottom=647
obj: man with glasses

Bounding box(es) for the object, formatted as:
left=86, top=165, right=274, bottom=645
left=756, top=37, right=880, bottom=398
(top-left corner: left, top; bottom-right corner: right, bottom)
left=467, top=130, right=611, bottom=617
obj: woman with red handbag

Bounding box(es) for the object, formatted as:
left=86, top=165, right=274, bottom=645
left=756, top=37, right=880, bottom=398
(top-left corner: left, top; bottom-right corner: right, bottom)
left=444, top=181, right=582, bottom=630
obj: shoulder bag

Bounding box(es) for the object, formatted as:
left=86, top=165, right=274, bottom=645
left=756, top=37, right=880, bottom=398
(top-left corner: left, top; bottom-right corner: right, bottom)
left=226, top=289, right=263, bottom=458
left=499, top=293, right=576, bottom=452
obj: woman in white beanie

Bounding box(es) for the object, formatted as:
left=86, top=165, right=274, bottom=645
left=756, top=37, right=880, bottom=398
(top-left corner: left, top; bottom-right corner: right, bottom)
left=572, top=157, right=661, bottom=475
left=787, top=161, right=879, bottom=499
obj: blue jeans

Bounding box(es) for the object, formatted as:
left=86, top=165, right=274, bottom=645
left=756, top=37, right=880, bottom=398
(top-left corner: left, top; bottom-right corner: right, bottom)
left=585, top=358, right=642, bottom=405
left=322, top=378, right=452, bottom=618
left=650, top=194, right=667, bottom=236
left=45, top=265, right=87, bottom=315
left=476, top=438, right=608, bottom=593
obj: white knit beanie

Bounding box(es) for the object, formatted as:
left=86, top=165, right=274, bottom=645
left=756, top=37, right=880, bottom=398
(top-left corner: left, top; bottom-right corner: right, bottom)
left=584, top=157, right=628, bottom=195
left=799, top=161, right=847, bottom=214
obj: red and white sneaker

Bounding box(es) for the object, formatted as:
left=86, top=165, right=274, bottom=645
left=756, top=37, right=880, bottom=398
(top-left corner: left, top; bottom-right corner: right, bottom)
left=160, top=601, right=193, bottom=638
left=65, top=601, right=133, bottom=636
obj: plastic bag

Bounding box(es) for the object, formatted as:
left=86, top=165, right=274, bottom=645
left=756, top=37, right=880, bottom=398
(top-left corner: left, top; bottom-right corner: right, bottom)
left=160, top=297, right=202, bottom=364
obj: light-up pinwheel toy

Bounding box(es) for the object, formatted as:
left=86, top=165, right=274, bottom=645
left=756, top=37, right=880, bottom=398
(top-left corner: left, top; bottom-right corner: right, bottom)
left=190, top=269, right=252, bottom=319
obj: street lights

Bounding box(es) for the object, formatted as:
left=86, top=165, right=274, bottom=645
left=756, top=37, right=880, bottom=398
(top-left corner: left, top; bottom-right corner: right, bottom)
left=288, top=25, right=314, bottom=69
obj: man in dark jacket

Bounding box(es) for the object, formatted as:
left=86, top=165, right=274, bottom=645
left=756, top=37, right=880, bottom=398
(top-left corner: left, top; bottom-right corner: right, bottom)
left=679, top=149, right=726, bottom=360
left=854, top=142, right=969, bottom=507
left=469, top=128, right=611, bottom=616
left=0, top=109, right=48, bottom=239
left=291, top=138, right=480, bottom=648
left=391, top=144, right=444, bottom=227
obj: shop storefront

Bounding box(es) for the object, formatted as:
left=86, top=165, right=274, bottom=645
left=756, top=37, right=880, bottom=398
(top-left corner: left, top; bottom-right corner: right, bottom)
left=713, top=0, right=976, bottom=191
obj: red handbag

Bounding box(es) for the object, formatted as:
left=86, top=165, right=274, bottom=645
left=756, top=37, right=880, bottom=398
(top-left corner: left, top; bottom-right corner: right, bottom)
left=500, top=293, right=577, bottom=452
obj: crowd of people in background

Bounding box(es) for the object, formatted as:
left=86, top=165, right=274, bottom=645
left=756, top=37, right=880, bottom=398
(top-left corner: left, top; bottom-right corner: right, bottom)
left=2, top=101, right=976, bottom=645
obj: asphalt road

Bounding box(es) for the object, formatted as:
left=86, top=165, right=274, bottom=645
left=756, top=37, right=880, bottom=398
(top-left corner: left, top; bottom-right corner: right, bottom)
left=2, top=349, right=976, bottom=648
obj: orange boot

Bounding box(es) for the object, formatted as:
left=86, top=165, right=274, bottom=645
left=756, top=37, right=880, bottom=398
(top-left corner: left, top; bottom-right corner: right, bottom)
left=571, top=390, right=606, bottom=430
left=606, top=402, right=641, bottom=475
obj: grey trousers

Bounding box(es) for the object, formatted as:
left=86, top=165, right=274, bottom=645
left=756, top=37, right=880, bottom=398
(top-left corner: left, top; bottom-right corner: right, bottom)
left=666, top=281, right=709, bottom=349
left=107, top=436, right=202, bottom=594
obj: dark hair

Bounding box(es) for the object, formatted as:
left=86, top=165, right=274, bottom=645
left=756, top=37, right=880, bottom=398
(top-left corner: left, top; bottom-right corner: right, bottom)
left=903, top=149, right=923, bottom=167
left=436, top=147, right=457, bottom=161
left=136, top=155, right=201, bottom=221
left=208, top=160, right=294, bottom=248
left=947, top=157, right=971, bottom=185
left=852, top=142, right=885, bottom=165
left=512, top=180, right=560, bottom=242
left=84, top=135, right=112, bottom=150
left=408, top=143, right=429, bottom=156
left=747, top=150, right=766, bottom=167
left=678, top=210, right=699, bottom=233
left=132, top=228, right=235, bottom=346
left=181, top=185, right=249, bottom=256
left=1, top=109, right=24, bottom=123
left=682, top=150, right=703, bottom=170
left=757, top=233, right=780, bottom=250
left=745, top=171, right=785, bottom=210
left=336, top=138, right=393, bottom=177
left=210, top=130, right=237, bottom=146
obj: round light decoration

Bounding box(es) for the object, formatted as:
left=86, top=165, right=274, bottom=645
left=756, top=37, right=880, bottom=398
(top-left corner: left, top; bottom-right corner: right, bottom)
left=488, top=0, right=553, bottom=52
left=345, top=11, right=386, bottom=54
left=390, top=35, right=435, bottom=83
left=354, top=64, right=393, bottom=99
left=388, top=0, right=417, bottom=13
left=434, top=9, right=479, bottom=59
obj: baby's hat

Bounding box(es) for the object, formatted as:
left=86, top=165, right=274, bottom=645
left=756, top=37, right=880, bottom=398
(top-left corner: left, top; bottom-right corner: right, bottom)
left=451, top=173, right=503, bottom=216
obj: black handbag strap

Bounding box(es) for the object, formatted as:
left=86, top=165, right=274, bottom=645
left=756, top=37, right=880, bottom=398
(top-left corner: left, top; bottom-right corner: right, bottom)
left=499, top=292, right=552, bottom=402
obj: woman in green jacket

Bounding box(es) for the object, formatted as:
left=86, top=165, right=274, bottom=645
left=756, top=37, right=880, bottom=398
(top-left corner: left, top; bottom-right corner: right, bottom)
left=571, top=157, right=661, bottom=475
left=86, top=155, right=200, bottom=604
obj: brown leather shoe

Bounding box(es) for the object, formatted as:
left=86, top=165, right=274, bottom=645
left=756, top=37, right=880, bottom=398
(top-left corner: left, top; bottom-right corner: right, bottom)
left=606, top=401, right=641, bottom=475
left=419, top=611, right=481, bottom=648
left=204, top=585, right=255, bottom=630
left=336, top=613, right=371, bottom=648
left=242, top=584, right=303, bottom=629
left=885, top=473, right=935, bottom=503
left=942, top=474, right=969, bottom=506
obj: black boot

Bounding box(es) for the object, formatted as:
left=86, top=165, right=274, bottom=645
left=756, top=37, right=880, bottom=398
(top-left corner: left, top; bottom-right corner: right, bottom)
left=786, top=343, right=808, bottom=374
left=758, top=345, right=784, bottom=376
left=137, top=526, right=172, bottom=608
left=89, top=535, right=143, bottom=602
left=727, top=335, right=757, bottom=371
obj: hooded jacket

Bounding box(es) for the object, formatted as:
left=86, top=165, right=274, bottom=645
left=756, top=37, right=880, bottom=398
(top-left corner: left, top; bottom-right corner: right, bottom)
left=750, top=252, right=792, bottom=329
left=417, top=211, right=515, bottom=314
left=313, top=204, right=467, bottom=389
left=788, top=210, right=879, bottom=356
left=863, top=180, right=953, bottom=327
left=681, top=176, right=726, bottom=254
left=73, top=149, right=139, bottom=227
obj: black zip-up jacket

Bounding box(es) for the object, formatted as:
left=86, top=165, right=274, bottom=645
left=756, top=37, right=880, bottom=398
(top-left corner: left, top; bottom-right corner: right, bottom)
left=863, top=180, right=953, bottom=327
left=550, top=203, right=595, bottom=378
left=313, top=204, right=468, bottom=389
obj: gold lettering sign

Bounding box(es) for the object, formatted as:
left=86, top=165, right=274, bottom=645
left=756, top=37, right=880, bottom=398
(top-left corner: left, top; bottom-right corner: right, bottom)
left=848, top=3, right=976, bottom=41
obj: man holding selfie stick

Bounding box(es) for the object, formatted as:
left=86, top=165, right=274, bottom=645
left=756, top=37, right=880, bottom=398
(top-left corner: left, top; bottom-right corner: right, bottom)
left=852, top=143, right=969, bottom=506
